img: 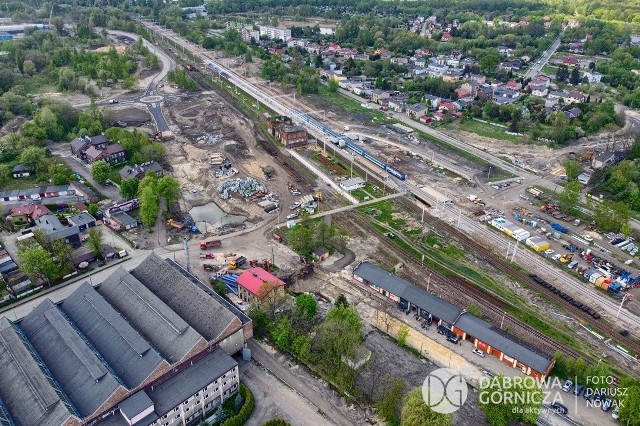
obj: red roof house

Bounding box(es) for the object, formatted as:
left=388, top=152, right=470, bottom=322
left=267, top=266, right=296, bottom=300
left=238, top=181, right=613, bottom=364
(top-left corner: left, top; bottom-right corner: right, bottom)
left=10, top=204, right=52, bottom=225
left=441, top=33, right=453, bottom=42
left=237, top=267, right=286, bottom=303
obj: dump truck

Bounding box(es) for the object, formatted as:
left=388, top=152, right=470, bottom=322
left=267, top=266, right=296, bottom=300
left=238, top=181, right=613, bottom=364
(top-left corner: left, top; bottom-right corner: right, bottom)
left=200, top=239, right=222, bottom=250
left=166, top=219, right=185, bottom=230
left=228, top=256, right=247, bottom=270
left=313, top=193, right=323, bottom=202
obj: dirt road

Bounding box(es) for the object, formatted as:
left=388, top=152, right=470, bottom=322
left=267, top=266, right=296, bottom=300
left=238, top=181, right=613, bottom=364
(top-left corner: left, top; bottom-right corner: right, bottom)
left=248, top=340, right=366, bottom=426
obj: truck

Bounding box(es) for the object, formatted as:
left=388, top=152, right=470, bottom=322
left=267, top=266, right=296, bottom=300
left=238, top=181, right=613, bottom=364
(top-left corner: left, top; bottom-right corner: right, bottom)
left=551, top=223, right=569, bottom=234
left=273, top=233, right=283, bottom=243
left=199, top=252, right=215, bottom=259
left=313, top=192, right=323, bottom=202
left=200, top=239, right=222, bottom=250
left=560, top=254, right=573, bottom=264
left=228, top=256, right=247, bottom=270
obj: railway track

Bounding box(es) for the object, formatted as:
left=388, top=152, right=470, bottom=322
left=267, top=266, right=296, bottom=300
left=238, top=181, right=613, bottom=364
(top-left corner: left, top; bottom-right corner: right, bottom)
left=336, top=210, right=582, bottom=361
left=398, top=198, right=640, bottom=359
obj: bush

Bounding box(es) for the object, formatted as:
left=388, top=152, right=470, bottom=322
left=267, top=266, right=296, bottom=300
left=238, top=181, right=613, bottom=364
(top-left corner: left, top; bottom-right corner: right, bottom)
left=221, top=384, right=254, bottom=426
left=262, top=420, right=292, bottom=426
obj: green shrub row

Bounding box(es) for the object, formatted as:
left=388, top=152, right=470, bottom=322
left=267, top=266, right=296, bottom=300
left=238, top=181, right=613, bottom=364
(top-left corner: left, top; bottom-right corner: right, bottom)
left=221, top=384, right=254, bottom=426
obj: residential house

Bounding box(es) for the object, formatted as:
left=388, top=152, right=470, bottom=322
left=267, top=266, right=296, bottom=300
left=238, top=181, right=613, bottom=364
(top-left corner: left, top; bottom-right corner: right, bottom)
left=565, top=91, right=587, bottom=104
left=577, top=173, right=592, bottom=185
left=109, top=211, right=138, bottom=231
left=583, top=71, right=602, bottom=84
left=492, top=87, right=521, bottom=104
left=423, top=94, right=441, bottom=110
left=312, top=247, right=329, bottom=261
left=390, top=57, right=408, bottom=65
left=441, top=33, right=453, bottom=42
left=631, top=35, right=640, bottom=46
left=505, top=81, right=522, bottom=91
left=67, top=212, right=97, bottom=232
left=547, top=90, right=569, bottom=102
left=70, top=134, right=109, bottom=159
left=531, top=75, right=551, bottom=87
left=406, top=103, right=428, bottom=119
left=476, top=85, right=493, bottom=100
left=568, top=42, right=584, bottom=54
left=236, top=267, right=286, bottom=305
left=12, top=164, right=30, bottom=178
left=371, top=89, right=391, bottom=104
left=500, top=60, right=522, bottom=71
left=562, top=56, right=580, bottom=67
left=460, top=81, right=479, bottom=97
left=431, top=112, right=445, bottom=121
left=470, top=74, right=486, bottom=84
left=412, top=57, right=427, bottom=67
left=592, top=151, right=616, bottom=169
left=9, top=204, right=52, bottom=226
left=497, top=46, right=513, bottom=56
left=455, top=87, right=471, bottom=98
left=119, top=161, right=164, bottom=181
left=388, top=97, right=409, bottom=112
left=564, top=107, right=582, bottom=119
left=84, top=143, right=126, bottom=165
left=439, top=101, right=458, bottom=112
left=36, top=214, right=81, bottom=247
left=419, top=115, right=432, bottom=124
left=442, top=69, right=463, bottom=82
left=277, top=125, right=308, bottom=148
left=530, top=84, right=549, bottom=97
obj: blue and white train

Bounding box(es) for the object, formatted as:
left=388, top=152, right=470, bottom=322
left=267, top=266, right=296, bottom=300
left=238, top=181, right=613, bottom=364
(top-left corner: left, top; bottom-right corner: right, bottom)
left=292, top=109, right=407, bottom=180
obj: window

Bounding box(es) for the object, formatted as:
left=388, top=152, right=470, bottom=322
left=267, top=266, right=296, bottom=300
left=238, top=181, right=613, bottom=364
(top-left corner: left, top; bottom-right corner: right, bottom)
left=195, top=393, right=199, bottom=397
left=204, top=394, right=209, bottom=399
left=196, top=401, right=200, bottom=405
left=185, top=408, right=189, bottom=412
left=175, top=414, right=181, bottom=419
left=223, top=382, right=227, bottom=386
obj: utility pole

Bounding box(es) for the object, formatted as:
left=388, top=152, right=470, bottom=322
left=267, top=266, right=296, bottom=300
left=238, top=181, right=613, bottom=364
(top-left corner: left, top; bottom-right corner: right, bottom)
left=183, top=237, right=191, bottom=273
left=617, top=293, right=629, bottom=318
left=511, top=240, right=517, bottom=262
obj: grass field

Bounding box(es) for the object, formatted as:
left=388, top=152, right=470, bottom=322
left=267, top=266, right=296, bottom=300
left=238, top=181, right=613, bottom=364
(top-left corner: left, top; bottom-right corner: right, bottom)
left=457, top=119, right=525, bottom=143
left=316, top=85, right=391, bottom=124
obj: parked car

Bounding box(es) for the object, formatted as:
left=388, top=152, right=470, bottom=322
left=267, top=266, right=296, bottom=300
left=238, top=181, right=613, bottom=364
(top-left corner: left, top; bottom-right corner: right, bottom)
left=289, top=202, right=300, bottom=210
left=286, top=213, right=298, bottom=220
left=550, top=402, right=568, bottom=414
left=602, top=399, right=612, bottom=412
left=583, top=235, right=594, bottom=242
left=520, top=194, right=530, bottom=200
left=108, top=99, right=118, bottom=104
left=447, top=334, right=460, bottom=344
left=552, top=254, right=562, bottom=261
left=573, top=384, right=583, bottom=396
left=545, top=249, right=555, bottom=255
left=472, top=348, right=486, bottom=357
left=583, top=387, right=594, bottom=400
left=612, top=407, right=619, bottom=419
left=437, top=325, right=449, bottom=335
left=562, top=380, right=573, bottom=392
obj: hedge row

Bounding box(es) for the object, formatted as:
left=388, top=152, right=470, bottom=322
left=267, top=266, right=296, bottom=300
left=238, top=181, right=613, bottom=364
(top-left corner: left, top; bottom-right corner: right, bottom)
left=221, top=384, right=254, bottom=426
left=262, top=419, right=292, bottom=426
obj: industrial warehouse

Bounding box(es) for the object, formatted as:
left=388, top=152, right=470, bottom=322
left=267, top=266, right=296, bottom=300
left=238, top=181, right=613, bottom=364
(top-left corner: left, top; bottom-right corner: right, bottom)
left=0, top=254, right=252, bottom=426
left=353, top=261, right=556, bottom=380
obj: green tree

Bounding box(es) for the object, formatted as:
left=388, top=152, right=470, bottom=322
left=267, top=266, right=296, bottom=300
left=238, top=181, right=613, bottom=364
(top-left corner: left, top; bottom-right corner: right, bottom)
left=22, top=59, right=36, bottom=76
left=479, top=375, right=542, bottom=426
left=51, top=239, right=73, bottom=273
left=157, top=176, right=181, bottom=205
left=17, top=244, right=58, bottom=286
left=120, top=178, right=140, bottom=200
left=618, top=378, right=640, bottom=426
left=91, top=160, right=111, bottom=184
left=397, top=324, right=410, bottom=346
left=269, top=315, right=293, bottom=351
left=140, top=143, right=166, bottom=162
left=295, top=293, right=318, bottom=319
left=139, top=185, right=159, bottom=228
left=19, top=146, right=46, bottom=172
left=287, top=218, right=316, bottom=257
left=562, top=159, right=581, bottom=181
left=48, top=162, right=73, bottom=185
left=87, top=203, right=99, bottom=217
left=327, top=78, right=340, bottom=93
left=479, top=50, right=500, bottom=73
left=376, top=376, right=405, bottom=424
left=592, top=199, right=631, bottom=232
left=569, top=67, right=581, bottom=85
left=558, top=181, right=581, bottom=215
left=335, top=294, right=349, bottom=308
left=401, top=387, right=453, bottom=426
left=248, top=306, right=269, bottom=338
left=87, top=228, right=103, bottom=258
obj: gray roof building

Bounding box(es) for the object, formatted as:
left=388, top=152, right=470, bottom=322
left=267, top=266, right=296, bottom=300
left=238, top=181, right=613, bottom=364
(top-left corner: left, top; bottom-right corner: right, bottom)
left=18, top=299, right=128, bottom=418
left=131, top=253, right=242, bottom=343
left=60, top=283, right=169, bottom=389
left=68, top=212, right=97, bottom=228
left=97, top=267, right=207, bottom=363
left=0, top=317, right=79, bottom=426
left=353, top=261, right=554, bottom=374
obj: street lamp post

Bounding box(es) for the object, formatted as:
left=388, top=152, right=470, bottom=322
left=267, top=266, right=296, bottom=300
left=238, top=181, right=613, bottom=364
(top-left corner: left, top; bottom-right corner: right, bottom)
left=617, top=293, right=629, bottom=318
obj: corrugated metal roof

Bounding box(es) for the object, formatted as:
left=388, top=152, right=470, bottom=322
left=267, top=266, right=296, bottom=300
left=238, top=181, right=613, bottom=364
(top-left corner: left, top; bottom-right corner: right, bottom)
left=61, top=283, right=166, bottom=389
left=97, top=267, right=205, bottom=363
left=18, top=299, right=125, bottom=417
left=132, top=254, right=241, bottom=342
left=353, top=261, right=462, bottom=324
left=0, top=317, right=77, bottom=426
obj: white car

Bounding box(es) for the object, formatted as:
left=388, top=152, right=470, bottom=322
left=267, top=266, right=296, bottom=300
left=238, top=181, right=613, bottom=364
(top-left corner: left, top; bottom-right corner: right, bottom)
left=289, top=203, right=300, bottom=210
left=545, top=249, right=555, bottom=255
left=519, top=194, right=530, bottom=200
left=286, top=213, right=298, bottom=220
left=552, top=254, right=562, bottom=261
left=583, top=235, right=594, bottom=242
left=562, top=380, right=573, bottom=392
left=472, top=348, right=486, bottom=358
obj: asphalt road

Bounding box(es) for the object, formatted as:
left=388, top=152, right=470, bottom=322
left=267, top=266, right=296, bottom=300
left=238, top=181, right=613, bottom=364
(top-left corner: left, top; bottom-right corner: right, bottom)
left=62, top=155, right=123, bottom=201
left=523, top=31, right=564, bottom=80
